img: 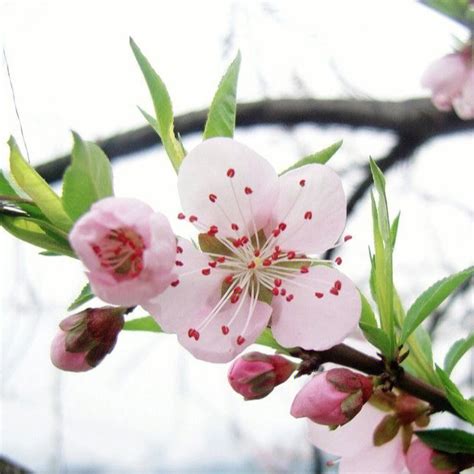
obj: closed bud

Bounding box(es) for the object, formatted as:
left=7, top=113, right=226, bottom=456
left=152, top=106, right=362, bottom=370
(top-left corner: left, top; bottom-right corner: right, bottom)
left=228, top=352, right=296, bottom=400
left=406, top=440, right=457, bottom=474
left=50, top=306, right=125, bottom=372
left=291, top=368, right=373, bottom=427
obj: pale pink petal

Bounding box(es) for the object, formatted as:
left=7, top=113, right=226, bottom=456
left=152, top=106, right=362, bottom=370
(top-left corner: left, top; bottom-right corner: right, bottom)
left=270, top=164, right=346, bottom=255
left=178, top=138, right=279, bottom=237
left=307, top=403, right=385, bottom=457
left=406, top=439, right=454, bottom=474
left=453, top=67, right=474, bottom=119
left=50, top=331, right=92, bottom=372
left=176, top=297, right=272, bottom=363
left=339, top=434, right=405, bottom=474
left=270, top=265, right=360, bottom=350
left=142, top=238, right=225, bottom=333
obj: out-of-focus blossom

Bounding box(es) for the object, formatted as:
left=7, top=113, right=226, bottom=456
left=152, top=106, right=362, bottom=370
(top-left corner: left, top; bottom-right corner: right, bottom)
left=50, top=306, right=125, bottom=372
left=421, top=47, right=474, bottom=119
left=143, top=138, right=360, bottom=363
left=69, top=197, right=176, bottom=306
left=291, top=368, right=373, bottom=427
left=406, top=439, right=456, bottom=474
left=228, top=351, right=296, bottom=400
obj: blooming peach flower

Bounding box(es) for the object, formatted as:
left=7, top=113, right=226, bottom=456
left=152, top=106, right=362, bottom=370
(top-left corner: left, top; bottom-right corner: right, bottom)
left=421, top=48, right=474, bottom=119
left=69, top=197, right=176, bottom=306
left=143, top=138, right=360, bottom=362
left=406, top=439, right=455, bottom=474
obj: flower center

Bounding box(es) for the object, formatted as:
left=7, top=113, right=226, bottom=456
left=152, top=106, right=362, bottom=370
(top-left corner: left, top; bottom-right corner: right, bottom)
left=92, top=227, right=145, bottom=281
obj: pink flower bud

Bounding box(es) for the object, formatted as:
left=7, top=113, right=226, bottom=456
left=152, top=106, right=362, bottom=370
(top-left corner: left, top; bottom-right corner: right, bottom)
left=69, top=197, right=177, bottom=306
left=406, top=440, right=456, bottom=474
left=227, top=352, right=296, bottom=400
left=291, top=368, right=373, bottom=427
left=50, top=307, right=125, bottom=372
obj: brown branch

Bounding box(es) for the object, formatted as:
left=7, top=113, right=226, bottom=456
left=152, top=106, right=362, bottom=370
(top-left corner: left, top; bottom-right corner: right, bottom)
left=290, top=343, right=457, bottom=416
left=35, top=98, right=474, bottom=184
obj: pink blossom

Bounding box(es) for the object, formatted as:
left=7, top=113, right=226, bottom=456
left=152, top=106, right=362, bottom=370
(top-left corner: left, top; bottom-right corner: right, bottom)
left=291, top=368, right=373, bottom=426
left=50, top=307, right=125, bottom=372
left=143, top=138, right=360, bottom=362
left=421, top=49, right=474, bottom=119
left=228, top=351, right=296, bottom=400
left=406, top=439, right=455, bottom=474
left=69, top=197, right=176, bottom=306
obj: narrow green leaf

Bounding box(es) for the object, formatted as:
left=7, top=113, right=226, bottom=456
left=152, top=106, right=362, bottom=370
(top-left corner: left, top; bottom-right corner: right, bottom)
left=415, top=429, right=474, bottom=455
left=280, top=140, right=342, bottom=175
left=130, top=38, right=184, bottom=172
left=203, top=51, right=241, bottom=139
left=444, top=334, right=474, bottom=376
left=68, top=283, right=95, bottom=311
left=359, top=292, right=378, bottom=327
left=62, top=133, right=114, bottom=221
left=401, top=266, right=474, bottom=343
left=390, top=212, right=401, bottom=249
left=0, top=214, right=75, bottom=256
left=369, top=158, right=390, bottom=245
left=360, top=322, right=392, bottom=355
left=123, top=316, right=162, bottom=332
left=8, top=137, right=73, bottom=232
left=436, top=366, right=474, bottom=423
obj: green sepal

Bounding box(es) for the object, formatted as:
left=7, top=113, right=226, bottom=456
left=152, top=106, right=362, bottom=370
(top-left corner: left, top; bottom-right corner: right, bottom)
left=68, top=283, right=95, bottom=311
left=373, top=414, right=401, bottom=446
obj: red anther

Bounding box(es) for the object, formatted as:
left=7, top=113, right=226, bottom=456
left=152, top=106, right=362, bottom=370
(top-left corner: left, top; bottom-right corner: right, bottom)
left=272, top=252, right=279, bottom=260
left=202, top=268, right=211, bottom=276
left=272, top=229, right=281, bottom=237
left=334, top=280, right=342, bottom=290
left=274, top=278, right=282, bottom=287
left=236, top=335, right=246, bottom=345
left=221, top=325, right=230, bottom=335
left=254, top=249, right=261, bottom=257
left=234, top=286, right=243, bottom=294
left=208, top=261, right=217, bottom=268
left=275, top=245, right=281, bottom=252
left=230, top=294, right=240, bottom=304
left=335, top=257, right=342, bottom=265
left=193, top=330, right=200, bottom=341
left=227, top=168, right=235, bottom=178
left=299, top=179, right=306, bottom=187
left=279, top=222, right=287, bottom=231
left=189, top=215, right=198, bottom=223
left=209, top=193, right=217, bottom=203
left=344, top=235, right=353, bottom=242
left=263, top=259, right=272, bottom=267
left=175, top=260, right=184, bottom=266
left=233, top=238, right=242, bottom=247
left=241, top=236, right=249, bottom=245
left=286, top=294, right=294, bottom=302
left=300, top=266, right=309, bottom=274
left=280, top=288, right=287, bottom=296
left=176, top=246, right=183, bottom=254
left=314, top=292, right=324, bottom=299
left=188, top=328, right=194, bottom=338
left=217, top=256, right=226, bottom=263
left=92, top=244, right=101, bottom=255
left=207, top=225, right=218, bottom=236
left=248, top=261, right=256, bottom=269
left=171, top=280, right=180, bottom=287
left=330, top=287, right=339, bottom=296
left=287, top=251, right=296, bottom=260
left=272, top=287, right=280, bottom=296
left=177, top=212, right=186, bottom=220
left=304, top=211, right=313, bottom=220
left=231, top=223, right=239, bottom=231
left=224, top=275, right=234, bottom=284
left=244, top=186, right=253, bottom=195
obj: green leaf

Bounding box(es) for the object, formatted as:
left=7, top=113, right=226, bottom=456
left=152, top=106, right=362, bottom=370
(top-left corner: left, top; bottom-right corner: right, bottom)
left=68, top=283, right=95, bottom=311
left=420, top=0, right=474, bottom=28
left=415, top=429, right=474, bottom=455
left=360, top=322, right=392, bottom=355
left=62, top=133, right=114, bottom=221
left=123, top=316, right=162, bottom=332
left=359, top=292, right=378, bottom=327
left=0, top=214, right=75, bottom=256
left=436, top=366, right=474, bottom=423
left=203, top=52, right=241, bottom=139
left=130, top=38, right=185, bottom=172
left=255, top=328, right=288, bottom=352
left=8, top=137, right=73, bottom=232
left=390, top=212, right=401, bottom=249
left=444, top=334, right=474, bottom=376
left=401, top=266, right=474, bottom=343
left=280, top=140, right=343, bottom=175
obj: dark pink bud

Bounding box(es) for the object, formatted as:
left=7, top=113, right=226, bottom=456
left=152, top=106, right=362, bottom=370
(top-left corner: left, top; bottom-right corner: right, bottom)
left=227, top=352, right=296, bottom=400
left=406, top=440, right=457, bottom=474
left=50, top=306, right=125, bottom=372
left=290, top=368, right=373, bottom=427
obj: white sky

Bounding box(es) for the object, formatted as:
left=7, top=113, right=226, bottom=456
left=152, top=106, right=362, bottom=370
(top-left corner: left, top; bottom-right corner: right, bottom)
left=0, top=1, right=473, bottom=473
